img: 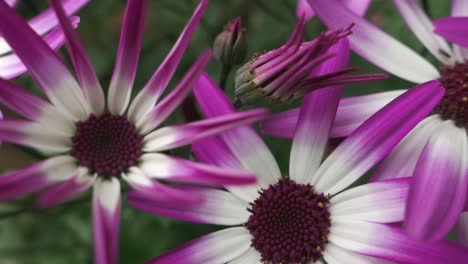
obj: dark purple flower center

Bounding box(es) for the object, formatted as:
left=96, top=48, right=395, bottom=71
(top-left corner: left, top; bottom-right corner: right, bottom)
left=70, top=113, right=143, bottom=176
left=246, top=179, right=331, bottom=264
left=437, top=63, right=468, bottom=129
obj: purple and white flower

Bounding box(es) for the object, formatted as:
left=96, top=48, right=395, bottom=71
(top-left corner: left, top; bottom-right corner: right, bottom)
left=0, top=0, right=90, bottom=79
left=262, top=0, right=468, bottom=242
left=128, top=39, right=467, bottom=263
left=0, top=0, right=270, bottom=263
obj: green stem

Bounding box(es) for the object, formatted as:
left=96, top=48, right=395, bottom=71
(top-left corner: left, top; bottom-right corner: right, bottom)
left=219, top=64, right=232, bottom=90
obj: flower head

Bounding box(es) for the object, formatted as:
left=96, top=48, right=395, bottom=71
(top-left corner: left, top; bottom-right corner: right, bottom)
left=0, top=0, right=90, bottom=79
left=0, top=0, right=269, bottom=262
left=234, top=19, right=386, bottom=106
left=128, top=39, right=466, bottom=263
left=263, top=0, right=468, bottom=242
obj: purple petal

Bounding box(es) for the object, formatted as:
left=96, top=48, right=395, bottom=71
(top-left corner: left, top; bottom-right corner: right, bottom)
left=330, top=177, right=410, bottom=223
left=128, top=0, right=208, bottom=123
left=0, top=17, right=79, bottom=80
left=297, top=0, right=371, bottom=21
left=50, top=0, right=105, bottom=114
left=138, top=50, right=212, bottom=134
left=392, top=0, right=454, bottom=63
left=128, top=187, right=249, bottom=225
left=192, top=137, right=263, bottom=202
left=93, top=178, right=121, bottom=264
left=192, top=136, right=242, bottom=169
left=457, top=212, right=468, bottom=246
left=122, top=167, right=200, bottom=204
left=143, top=109, right=268, bottom=152
left=0, top=119, right=71, bottom=152
left=290, top=38, right=349, bottom=183
left=0, top=3, right=90, bottom=120
left=323, top=243, right=393, bottom=264
left=107, top=0, right=147, bottom=115
left=311, top=80, right=444, bottom=195
left=307, top=0, right=439, bottom=83
left=193, top=73, right=281, bottom=187
left=138, top=153, right=256, bottom=186
left=405, top=121, right=468, bottom=241
left=38, top=168, right=94, bottom=208
left=371, top=115, right=443, bottom=182
left=450, top=0, right=468, bottom=59
left=434, top=17, right=468, bottom=47
left=0, top=0, right=90, bottom=55
left=261, top=90, right=405, bottom=139
left=330, top=221, right=468, bottom=263
left=0, top=156, right=78, bottom=202
left=145, top=227, right=251, bottom=264
left=0, top=78, right=51, bottom=120
left=297, top=0, right=314, bottom=20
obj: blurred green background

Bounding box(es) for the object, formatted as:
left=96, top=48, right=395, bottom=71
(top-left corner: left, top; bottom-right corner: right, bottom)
left=0, top=0, right=453, bottom=263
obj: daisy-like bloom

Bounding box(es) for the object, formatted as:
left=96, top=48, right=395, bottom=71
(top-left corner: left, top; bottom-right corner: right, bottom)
left=0, top=0, right=90, bottom=79
left=262, top=0, right=468, bottom=242
left=128, top=39, right=468, bottom=264
left=0, top=0, right=270, bottom=263
left=234, top=19, right=387, bottom=106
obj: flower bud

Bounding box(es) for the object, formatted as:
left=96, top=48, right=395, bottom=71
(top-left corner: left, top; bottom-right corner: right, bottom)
left=234, top=20, right=386, bottom=106
left=213, top=17, right=247, bottom=66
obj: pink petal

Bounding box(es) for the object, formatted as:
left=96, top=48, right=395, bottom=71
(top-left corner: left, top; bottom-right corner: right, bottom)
left=0, top=2, right=90, bottom=120
left=138, top=49, right=212, bottom=134
left=146, top=227, right=251, bottom=264
left=434, top=17, right=468, bottom=47
left=138, top=153, right=256, bottom=186
left=261, top=90, right=405, bottom=139
left=107, top=0, right=147, bottom=114
left=93, top=178, right=121, bottom=264
left=193, top=73, right=281, bottom=187
left=330, top=221, right=468, bottom=263
left=311, top=80, right=444, bottom=195
left=330, top=177, right=410, bottom=223
left=0, top=17, right=79, bottom=80
left=38, top=168, right=94, bottom=208
left=405, top=121, right=468, bottom=241
left=128, top=187, right=249, bottom=225
left=50, top=0, right=105, bottom=114
left=128, top=0, right=208, bottom=123
left=0, top=156, right=78, bottom=202
left=371, top=115, right=443, bottom=182
left=143, top=109, right=268, bottom=153
left=307, top=0, right=439, bottom=83
left=290, top=38, right=349, bottom=183
left=392, top=0, right=454, bottom=63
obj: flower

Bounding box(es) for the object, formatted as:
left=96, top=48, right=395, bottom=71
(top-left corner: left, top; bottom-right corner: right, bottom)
left=0, top=0, right=270, bottom=262
left=0, top=0, right=90, bottom=79
left=434, top=17, right=468, bottom=47
left=263, top=0, right=468, bottom=242
left=128, top=39, right=467, bottom=264
left=234, top=19, right=387, bottom=106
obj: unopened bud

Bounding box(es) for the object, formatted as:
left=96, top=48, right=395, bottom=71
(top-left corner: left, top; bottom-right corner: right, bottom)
left=235, top=20, right=386, bottom=106
left=213, top=17, right=247, bottom=66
